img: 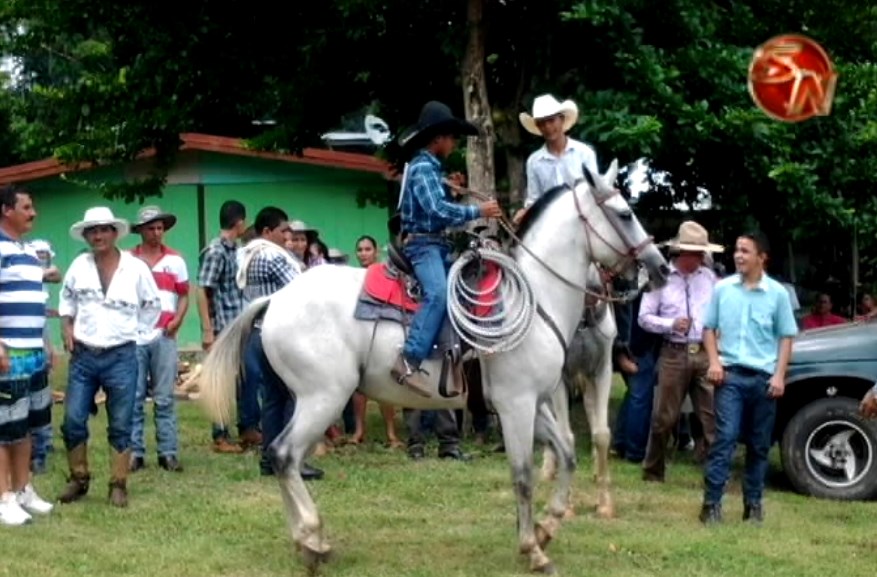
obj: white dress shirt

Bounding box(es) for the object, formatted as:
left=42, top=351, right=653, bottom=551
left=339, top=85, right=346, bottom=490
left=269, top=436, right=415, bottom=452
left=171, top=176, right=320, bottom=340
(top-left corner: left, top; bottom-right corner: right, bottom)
left=524, top=138, right=599, bottom=208
left=59, top=250, right=162, bottom=348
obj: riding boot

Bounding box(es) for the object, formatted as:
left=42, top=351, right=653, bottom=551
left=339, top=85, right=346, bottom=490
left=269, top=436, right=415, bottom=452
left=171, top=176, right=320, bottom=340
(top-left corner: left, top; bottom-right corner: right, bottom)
left=58, top=444, right=90, bottom=504
left=108, top=449, right=130, bottom=508
left=391, top=354, right=432, bottom=398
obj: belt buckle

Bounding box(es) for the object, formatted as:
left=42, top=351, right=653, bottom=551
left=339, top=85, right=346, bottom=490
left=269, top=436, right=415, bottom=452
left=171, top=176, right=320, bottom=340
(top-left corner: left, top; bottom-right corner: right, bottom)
left=687, top=343, right=701, bottom=355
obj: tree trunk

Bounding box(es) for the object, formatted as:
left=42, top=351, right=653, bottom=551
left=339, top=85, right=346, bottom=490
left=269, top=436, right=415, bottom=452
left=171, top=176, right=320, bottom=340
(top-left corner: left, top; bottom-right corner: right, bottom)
left=461, top=0, right=495, bottom=230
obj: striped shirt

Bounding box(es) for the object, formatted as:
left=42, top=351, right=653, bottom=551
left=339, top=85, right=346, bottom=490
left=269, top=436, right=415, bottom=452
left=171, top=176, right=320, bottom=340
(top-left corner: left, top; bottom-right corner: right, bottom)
left=0, top=230, right=47, bottom=350
left=132, top=244, right=190, bottom=343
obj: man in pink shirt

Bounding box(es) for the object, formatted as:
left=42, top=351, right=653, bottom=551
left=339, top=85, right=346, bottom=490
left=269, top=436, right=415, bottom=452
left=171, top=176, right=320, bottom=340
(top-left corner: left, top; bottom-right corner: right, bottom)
left=801, top=293, right=847, bottom=330
left=638, top=221, right=720, bottom=482
left=129, top=206, right=189, bottom=473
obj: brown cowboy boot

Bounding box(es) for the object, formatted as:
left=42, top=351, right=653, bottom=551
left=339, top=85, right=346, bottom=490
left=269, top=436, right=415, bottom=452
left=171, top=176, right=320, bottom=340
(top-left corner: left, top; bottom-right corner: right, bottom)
left=239, top=429, right=263, bottom=451
left=108, top=449, right=131, bottom=508
left=213, top=437, right=244, bottom=454
left=59, top=444, right=91, bottom=504
left=390, top=354, right=432, bottom=398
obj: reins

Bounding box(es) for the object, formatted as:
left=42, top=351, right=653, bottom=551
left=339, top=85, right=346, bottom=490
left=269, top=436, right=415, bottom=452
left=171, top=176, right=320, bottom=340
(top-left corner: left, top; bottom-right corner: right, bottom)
left=446, top=180, right=635, bottom=305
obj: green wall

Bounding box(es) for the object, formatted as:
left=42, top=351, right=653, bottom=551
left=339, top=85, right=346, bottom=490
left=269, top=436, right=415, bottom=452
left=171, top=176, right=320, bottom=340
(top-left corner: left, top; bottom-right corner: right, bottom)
left=20, top=151, right=390, bottom=350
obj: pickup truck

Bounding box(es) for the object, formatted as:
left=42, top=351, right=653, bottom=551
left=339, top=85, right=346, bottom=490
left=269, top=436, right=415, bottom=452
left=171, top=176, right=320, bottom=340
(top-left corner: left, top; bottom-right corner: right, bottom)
left=778, top=319, right=877, bottom=500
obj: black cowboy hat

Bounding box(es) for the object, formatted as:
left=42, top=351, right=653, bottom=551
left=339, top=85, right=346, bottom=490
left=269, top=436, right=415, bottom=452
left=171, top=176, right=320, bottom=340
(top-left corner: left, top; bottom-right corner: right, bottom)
left=397, top=101, right=479, bottom=151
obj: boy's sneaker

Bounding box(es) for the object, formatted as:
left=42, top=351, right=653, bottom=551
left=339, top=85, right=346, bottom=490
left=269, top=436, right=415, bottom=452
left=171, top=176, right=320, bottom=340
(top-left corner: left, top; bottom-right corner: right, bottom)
left=17, top=483, right=54, bottom=515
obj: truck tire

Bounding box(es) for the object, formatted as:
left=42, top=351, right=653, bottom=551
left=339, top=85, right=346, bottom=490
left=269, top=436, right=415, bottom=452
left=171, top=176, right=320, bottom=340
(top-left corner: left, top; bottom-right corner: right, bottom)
left=781, top=396, right=877, bottom=500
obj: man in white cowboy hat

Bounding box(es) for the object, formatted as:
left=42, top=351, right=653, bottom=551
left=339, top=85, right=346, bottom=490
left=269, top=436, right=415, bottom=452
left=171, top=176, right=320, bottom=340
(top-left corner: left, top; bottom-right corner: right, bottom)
left=513, top=93, right=599, bottom=225
left=128, top=205, right=189, bottom=474
left=283, top=219, right=316, bottom=268
left=57, top=206, right=161, bottom=508
left=392, top=101, right=502, bottom=401
left=638, top=221, right=721, bottom=483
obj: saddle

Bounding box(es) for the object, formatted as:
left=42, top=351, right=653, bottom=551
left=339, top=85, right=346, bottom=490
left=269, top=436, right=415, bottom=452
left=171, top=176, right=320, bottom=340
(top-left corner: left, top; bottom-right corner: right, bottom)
left=354, top=238, right=502, bottom=398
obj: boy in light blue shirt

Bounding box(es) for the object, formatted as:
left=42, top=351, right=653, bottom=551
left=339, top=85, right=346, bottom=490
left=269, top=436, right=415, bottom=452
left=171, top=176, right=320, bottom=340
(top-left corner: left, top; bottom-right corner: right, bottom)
left=699, top=231, right=797, bottom=525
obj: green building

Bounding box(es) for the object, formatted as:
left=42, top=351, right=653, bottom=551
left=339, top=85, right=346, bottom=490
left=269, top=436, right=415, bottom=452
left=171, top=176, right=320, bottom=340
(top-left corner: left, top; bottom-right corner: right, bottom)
left=0, top=133, right=392, bottom=350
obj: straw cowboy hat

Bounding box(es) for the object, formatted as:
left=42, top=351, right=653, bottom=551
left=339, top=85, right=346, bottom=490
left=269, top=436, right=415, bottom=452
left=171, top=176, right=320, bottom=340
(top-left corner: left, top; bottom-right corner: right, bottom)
left=69, top=207, right=130, bottom=242
left=288, top=220, right=318, bottom=241
left=519, top=94, right=579, bottom=136
left=131, top=205, right=177, bottom=233
left=663, top=221, right=724, bottom=253
left=398, top=101, right=479, bottom=150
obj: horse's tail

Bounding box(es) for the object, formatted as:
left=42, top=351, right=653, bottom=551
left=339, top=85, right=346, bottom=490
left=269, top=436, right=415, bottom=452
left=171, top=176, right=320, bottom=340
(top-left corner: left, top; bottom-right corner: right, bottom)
left=198, top=297, right=271, bottom=426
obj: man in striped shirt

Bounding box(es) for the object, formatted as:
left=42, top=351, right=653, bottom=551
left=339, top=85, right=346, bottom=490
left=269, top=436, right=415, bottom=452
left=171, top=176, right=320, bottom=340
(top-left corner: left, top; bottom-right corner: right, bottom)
left=129, top=206, right=189, bottom=473
left=0, top=185, right=54, bottom=526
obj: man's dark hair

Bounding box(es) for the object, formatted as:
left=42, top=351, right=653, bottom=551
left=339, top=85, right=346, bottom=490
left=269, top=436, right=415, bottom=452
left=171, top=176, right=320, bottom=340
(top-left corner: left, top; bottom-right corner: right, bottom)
left=0, top=185, right=28, bottom=213
left=254, top=206, right=289, bottom=235
left=740, top=230, right=770, bottom=256
left=219, top=200, right=246, bottom=230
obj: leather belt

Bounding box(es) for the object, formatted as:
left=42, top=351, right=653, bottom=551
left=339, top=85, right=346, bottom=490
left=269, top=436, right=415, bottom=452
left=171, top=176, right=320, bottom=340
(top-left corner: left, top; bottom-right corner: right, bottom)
left=664, top=341, right=703, bottom=354
left=74, top=341, right=134, bottom=355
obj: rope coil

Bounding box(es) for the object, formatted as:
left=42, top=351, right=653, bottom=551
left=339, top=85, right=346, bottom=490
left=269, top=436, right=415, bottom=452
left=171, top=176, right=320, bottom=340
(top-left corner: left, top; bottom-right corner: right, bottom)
left=447, top=247, right=537, bottom=354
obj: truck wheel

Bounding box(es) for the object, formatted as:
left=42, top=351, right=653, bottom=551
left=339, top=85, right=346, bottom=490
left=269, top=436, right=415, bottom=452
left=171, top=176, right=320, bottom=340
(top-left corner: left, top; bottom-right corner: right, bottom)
left=781, top=396, right=877, bottom=500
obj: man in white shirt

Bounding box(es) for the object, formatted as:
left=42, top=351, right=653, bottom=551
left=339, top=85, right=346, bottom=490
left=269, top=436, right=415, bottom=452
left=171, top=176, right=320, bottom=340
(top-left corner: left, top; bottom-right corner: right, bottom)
left=57, top=207, right=161, bottom=508
left=513, top=93, right=599, bottom=225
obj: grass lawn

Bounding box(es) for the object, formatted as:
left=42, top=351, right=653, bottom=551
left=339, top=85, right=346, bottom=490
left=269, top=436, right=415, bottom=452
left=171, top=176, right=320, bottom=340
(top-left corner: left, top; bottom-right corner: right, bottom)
left=2, top=363, right=876, bottom=577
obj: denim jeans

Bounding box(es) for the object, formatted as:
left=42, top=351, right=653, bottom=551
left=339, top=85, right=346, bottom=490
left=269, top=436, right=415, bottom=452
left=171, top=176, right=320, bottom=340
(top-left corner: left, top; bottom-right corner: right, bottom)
left=61, top=343, right=138, bottom=452
left=131, top=336, right=180, bottom=458
left=245, top=328, right=294, bottom=472
left=212, top=331, right=262, bottom=441
left=613, top=348, right=658, bottom=462
left=29, top=366, right=53, bottom=467
left=703, top=366, right=777, bottom=506
left=402, top=238, right=450, bottom=364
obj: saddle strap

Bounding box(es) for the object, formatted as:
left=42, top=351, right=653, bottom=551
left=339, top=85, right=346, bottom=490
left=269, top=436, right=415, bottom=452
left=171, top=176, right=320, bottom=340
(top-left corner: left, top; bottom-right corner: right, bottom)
left=536, top=304, right=569, bottom=373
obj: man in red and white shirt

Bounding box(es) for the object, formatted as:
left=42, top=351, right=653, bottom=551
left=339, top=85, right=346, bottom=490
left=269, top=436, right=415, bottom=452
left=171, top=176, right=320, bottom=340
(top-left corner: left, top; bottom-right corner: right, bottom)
left=129, top=206, right=189, bottom=473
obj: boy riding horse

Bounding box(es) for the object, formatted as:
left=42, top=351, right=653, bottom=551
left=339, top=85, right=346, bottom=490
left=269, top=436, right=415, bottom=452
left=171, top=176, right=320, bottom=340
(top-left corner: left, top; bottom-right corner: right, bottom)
left=391, top=101, right=503, bottom=396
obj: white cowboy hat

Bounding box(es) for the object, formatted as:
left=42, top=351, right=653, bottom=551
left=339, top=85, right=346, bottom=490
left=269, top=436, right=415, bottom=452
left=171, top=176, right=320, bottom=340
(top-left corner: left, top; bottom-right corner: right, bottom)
left=519, top=94, right=579, bottom=136
left=69, top=206, right=130, bottom=242
left=663, top=221, right=724, bottom=253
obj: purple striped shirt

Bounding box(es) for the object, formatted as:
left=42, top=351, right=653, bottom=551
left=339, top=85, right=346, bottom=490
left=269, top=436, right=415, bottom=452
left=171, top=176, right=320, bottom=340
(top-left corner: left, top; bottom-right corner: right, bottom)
left=638, top=264, right=716, bottom=343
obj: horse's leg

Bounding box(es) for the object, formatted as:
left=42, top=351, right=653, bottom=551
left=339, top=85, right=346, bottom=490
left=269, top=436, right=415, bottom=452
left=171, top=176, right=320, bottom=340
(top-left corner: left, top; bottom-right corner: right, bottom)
left=272, top=390, right=348, bottom=570
left=540, top=383, right=568, bottom=483
left=534, top=399, right=577, bottom=553
left=496, top=399, right=555, bottom=574
left=582, top=356, right=615, bottom=519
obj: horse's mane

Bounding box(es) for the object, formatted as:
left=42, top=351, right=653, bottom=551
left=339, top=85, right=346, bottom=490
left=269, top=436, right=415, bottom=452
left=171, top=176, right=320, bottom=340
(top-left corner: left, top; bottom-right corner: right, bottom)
left=514, top=183, right=572, bottom=244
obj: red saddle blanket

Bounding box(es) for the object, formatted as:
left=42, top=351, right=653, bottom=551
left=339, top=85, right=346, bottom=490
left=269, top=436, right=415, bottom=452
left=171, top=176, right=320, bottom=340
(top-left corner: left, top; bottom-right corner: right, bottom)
left=362, top=262, right=501, bottom=315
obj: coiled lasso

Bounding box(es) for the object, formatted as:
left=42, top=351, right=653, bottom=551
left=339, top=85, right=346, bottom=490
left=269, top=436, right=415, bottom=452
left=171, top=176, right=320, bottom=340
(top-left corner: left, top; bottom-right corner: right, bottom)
left=447, top=247, right=537, bottom=354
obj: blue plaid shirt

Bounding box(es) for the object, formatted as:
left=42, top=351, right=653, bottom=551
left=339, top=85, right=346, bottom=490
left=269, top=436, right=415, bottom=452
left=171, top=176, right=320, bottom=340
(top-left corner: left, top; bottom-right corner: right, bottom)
left=198, top=237, right=243, bottom=336
left=400, top=151, right=481, bottom=234
left=242, top=252, right=298, bottom=303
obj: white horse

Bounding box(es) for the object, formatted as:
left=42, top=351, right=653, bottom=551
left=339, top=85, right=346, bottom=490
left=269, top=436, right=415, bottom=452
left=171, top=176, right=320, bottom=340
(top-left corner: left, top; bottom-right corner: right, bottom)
left=541, top=264, right=618, bottom=520
left=198, top=161, right=669, bottom=574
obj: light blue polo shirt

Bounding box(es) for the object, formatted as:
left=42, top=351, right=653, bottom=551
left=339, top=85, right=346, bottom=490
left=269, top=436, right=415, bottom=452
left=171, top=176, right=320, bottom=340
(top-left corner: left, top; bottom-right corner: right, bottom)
left=703, top=273, right=798, bottom=375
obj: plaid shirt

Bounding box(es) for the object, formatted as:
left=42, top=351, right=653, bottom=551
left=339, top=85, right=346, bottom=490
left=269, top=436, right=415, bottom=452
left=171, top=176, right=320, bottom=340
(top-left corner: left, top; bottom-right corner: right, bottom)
left=242, top=252, right=298, bottom=302
left=198, top=236, right=243, bottom=335
left=400, top=151, right=481, bottom=235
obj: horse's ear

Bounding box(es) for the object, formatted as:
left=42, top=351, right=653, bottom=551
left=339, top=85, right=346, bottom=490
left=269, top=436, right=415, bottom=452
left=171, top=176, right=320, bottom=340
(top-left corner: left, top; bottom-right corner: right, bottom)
left=603, top=159, right=619, bottom=189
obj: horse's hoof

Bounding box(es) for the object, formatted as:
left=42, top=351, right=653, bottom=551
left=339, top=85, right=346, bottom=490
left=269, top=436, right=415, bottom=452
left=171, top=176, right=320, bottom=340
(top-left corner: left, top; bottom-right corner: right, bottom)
left=532, top=561, right=558, bottom=575
left=301, top=545, right=332, bottom=575
left=535, top=521, right=556, bottom=550
left=595, top=504, right=615, bottom=520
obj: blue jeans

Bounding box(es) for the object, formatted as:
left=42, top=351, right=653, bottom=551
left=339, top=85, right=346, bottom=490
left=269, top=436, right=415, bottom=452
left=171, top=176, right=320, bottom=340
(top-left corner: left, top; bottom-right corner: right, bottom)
left=703, top=366, right=777, bottom=506
left=245, top=328, right=294, bottom=472
left=614, top=349, right=658, bottom=462
left=62, top=343, right=138, bottom=452
left=402, top=238, right=450, bottom=364
left=212, top=331, right=262, bottom=441
left=30, top=365, right=53, bottom=469
left=131, top=336, right=180, bottom=458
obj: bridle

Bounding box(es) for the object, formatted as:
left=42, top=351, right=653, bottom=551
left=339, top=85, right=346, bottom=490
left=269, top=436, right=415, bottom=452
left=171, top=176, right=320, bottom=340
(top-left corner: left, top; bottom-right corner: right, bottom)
left=453, top=179, right=654, bottom=304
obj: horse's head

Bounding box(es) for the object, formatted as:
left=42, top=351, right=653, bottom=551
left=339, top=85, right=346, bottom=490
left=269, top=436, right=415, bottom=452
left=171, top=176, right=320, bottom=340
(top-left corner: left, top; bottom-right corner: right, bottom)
left=576, top=160, right=669, bottom=291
